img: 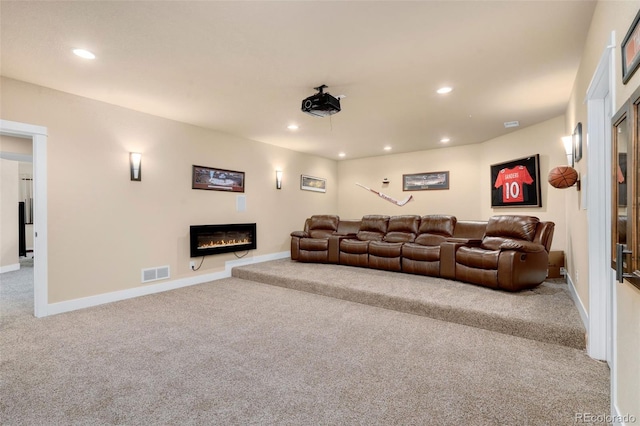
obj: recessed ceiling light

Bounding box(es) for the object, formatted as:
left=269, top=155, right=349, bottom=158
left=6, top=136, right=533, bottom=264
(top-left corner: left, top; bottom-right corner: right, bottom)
left=440, top=137, right=450, bottom=143
left=383, top=146, right=392, bottom=151
left=73, top=48, right=96, bottom=59
left=338, top=152, right=346, bottom=158
left=287, top=124, right=299, bottom=130
left=437, top=87, right=453, bottom=94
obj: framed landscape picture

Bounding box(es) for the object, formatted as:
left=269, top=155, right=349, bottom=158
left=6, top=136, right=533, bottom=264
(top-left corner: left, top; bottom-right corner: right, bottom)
left=402, top=171, right=449, bottom=191
left=490, top=154, right=541, bottom=208
left=300, top=175, right=326, bottom=193
left=192, top=165, right=245, bottom=192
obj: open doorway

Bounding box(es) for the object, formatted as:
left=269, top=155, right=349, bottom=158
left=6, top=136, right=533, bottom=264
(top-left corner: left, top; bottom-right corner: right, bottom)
left=0, top=141, right=34, bottom=320
left=0, top=119, right=48, bottom=317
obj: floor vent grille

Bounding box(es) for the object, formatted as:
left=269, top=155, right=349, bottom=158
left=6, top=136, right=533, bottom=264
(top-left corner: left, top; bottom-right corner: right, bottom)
left=141, top=265, right=170, bottom=283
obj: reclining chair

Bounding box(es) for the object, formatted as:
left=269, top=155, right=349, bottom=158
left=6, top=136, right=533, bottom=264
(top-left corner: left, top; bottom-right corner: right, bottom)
left=401, top=215, right=457, bottom=277
left=368, top=215, right=421, bottom=272
left=454, top=215, right=554, bottom=291
left=290, top=215, right=340, bottom=263
left=339, top=215, right=389, bottom=267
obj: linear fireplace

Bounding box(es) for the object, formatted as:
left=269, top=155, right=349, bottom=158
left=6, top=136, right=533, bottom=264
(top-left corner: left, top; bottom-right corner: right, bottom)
left=190, top=223, right=257, bottom=258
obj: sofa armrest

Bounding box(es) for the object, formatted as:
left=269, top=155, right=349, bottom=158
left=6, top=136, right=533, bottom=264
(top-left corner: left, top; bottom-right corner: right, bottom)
left=499, top=239, right=545, bottom=253
left=291, top=230, right=309, bottom=238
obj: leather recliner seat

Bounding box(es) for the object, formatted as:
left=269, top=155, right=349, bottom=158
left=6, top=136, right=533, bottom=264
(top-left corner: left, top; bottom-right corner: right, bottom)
left=401, top=215, right=457, bottom=277
left=290, top=215, right=339, bottom=263
left=368, top=215, right=420, bottom=272
left=339, top=215, right=390, bottom=267
left=455, top=215, right=554, bottom=291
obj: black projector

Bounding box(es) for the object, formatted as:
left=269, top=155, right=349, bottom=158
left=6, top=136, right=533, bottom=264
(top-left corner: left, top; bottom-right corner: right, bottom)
left=301, top=85, right=341, bottom=117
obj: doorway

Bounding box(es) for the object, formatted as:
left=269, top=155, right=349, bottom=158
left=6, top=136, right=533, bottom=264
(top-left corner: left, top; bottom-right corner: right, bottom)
left=0, top=119, right=48, bottom=317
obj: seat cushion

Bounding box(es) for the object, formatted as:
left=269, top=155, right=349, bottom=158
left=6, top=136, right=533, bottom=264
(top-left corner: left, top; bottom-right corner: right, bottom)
left=402, top=243, right=441, bottom=262
left=299, top=238, right=329, bottom=251
left=340, top=239, right=370, bottom=254
left=414, top=234, right=447, bottom=246
left=456, top=246, right=499, bottom=269
left=369, top=241, right=403, bottom=257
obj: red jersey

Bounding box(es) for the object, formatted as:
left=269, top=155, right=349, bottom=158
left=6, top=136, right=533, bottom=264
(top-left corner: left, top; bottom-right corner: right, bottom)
left=494, top=165, right=533, bottom=203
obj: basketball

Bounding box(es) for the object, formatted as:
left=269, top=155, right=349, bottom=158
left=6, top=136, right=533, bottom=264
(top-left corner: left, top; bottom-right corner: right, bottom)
left=548, top=166, right=578, bottom=189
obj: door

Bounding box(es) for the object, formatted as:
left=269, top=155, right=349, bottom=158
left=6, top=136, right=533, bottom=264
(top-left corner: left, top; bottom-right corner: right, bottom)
left=612, top=94, right=640, bottom=289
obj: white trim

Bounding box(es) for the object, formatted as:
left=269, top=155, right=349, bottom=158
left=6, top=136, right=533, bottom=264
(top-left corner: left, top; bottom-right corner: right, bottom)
left=0, top=119, right=48, bottom=318
left=585, top=33, right=615, bottom=361
left=0, top=263, right=20, bottom=274
left=566, top=275, right=588, bottom=332
left=46, top=251, right=290, bottom=316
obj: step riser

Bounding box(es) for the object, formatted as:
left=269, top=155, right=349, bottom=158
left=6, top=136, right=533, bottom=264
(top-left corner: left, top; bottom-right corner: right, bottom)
left=232, top=266, right=585, bottom=350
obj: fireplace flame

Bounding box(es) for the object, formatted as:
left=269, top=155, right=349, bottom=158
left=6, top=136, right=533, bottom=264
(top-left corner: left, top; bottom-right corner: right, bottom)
left=198, top=238, right=250, bottom=249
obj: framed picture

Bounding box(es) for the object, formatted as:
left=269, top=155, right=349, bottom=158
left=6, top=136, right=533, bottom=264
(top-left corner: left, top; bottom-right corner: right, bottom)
left=622, top=8, right=640, bottom=84
left=490, top=154, right=541, bottom=208
left=300, top=175, right=326, bottom=192
left=573, top=122, right=582, bottom=164
left=192, top=165, right=245, bottom=192
left=403, top=171, right=449, bottom=191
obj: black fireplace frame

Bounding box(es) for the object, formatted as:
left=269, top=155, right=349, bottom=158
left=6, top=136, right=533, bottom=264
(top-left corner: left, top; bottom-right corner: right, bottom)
left=190, top=223, right=257, bottom=258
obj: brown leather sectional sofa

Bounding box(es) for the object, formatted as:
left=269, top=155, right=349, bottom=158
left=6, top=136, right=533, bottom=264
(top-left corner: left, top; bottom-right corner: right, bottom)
left=290, top=214, right=555, bottom=292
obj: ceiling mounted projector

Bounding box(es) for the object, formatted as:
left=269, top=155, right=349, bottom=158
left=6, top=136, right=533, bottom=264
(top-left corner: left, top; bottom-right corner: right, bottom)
left=301, top=84, right=341, bottom=117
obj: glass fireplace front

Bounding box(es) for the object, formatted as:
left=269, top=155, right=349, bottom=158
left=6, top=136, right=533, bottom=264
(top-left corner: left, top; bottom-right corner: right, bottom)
left=190, top=223, right=257, bottom=257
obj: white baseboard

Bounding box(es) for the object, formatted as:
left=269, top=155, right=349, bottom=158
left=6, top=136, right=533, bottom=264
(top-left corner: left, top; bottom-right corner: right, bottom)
left=46, top=251, right=290, bottom=316
left=0, top=263, right=20, bottom=274
left=566, top=274, right=589, bottom=333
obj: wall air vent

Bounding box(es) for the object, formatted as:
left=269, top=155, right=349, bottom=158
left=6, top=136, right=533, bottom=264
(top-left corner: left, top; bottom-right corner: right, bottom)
left=504, top=121, right=520, bottom=128
left=141, top=265, right=171, bottom=283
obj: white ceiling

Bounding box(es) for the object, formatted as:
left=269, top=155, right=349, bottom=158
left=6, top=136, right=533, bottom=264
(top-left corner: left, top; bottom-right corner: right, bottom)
left=0, top=1, right=596, bottom=160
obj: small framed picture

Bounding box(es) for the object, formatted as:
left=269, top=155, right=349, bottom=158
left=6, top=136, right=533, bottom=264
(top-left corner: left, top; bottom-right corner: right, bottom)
left=490, top=154, right=541, bottom=208
left=573, top=122, right=582, bottom=164
left=192, top=165, right=245, bottom=192
left=300, top=175, right=326, bottom=193
left=403, top=171, right=449, bottom=191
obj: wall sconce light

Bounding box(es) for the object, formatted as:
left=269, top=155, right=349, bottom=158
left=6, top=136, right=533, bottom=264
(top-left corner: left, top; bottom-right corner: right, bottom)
left=275, top=170, right=283, bottom=189
left=561, top=136, right=573, bottom=166
left=130, top=152, right=142, bottom=181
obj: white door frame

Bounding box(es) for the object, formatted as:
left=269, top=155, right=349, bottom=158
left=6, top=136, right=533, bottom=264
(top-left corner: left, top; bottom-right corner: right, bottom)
left=0, top=119, right=48, bottom=317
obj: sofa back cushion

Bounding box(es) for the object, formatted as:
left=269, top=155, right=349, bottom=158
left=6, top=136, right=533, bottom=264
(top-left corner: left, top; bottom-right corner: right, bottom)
left=419, top=215, right=457, bottom=236
left=481, top=215, right=540, bottom=250
left=384, top=215, right=420, bottom=243
left=485, top=215, right=539, bottom=241
left=308, top=215, right=339, bottom=238
left=357, top=215, right=390, bottom=241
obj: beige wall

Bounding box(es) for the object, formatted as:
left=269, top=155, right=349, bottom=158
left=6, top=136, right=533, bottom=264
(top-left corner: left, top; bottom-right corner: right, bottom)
left=565, top=0, right=640, bottom=420
left=0, top=77, right=338, bottom=302
left=0, top=158, right=19, bottom=269
left=338, top=115, right=568, bottom=251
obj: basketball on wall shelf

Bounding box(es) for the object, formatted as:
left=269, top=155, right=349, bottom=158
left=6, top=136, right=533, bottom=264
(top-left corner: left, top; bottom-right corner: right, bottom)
left=548, top=166, right=578, bottom=189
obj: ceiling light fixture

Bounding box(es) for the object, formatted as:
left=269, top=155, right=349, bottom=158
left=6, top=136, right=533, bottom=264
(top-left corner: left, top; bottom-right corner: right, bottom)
left=437, top=87, right=453, bottom=94
left=287, top=124, right=299, bottom=130
left=384, top=146, right=392, bottom=151
left=73, top=48, right=96, bottom=59
left=440, top=137, right=450, bottom=143
left=338, top=152, right=346, bottom=158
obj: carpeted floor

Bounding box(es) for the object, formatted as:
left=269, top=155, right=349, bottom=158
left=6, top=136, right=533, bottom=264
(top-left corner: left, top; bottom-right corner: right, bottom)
left=232, top=259, right=586, bottom=349
left=1, top=258, right=609, bottom=425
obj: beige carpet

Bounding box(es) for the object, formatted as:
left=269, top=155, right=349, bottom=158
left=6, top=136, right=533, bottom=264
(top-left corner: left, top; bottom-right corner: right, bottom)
left=233, top=259, right=586, bottom=349
left=1, top=259, right=609, bottom=425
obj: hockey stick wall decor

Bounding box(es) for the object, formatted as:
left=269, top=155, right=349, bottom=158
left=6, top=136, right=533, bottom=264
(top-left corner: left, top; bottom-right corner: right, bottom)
left=356, top=183, right=413, bottom=206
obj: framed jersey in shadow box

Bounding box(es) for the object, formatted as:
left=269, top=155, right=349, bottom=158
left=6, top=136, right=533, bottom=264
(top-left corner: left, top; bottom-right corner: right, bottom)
left=490, top=154, right=541, bottom=208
